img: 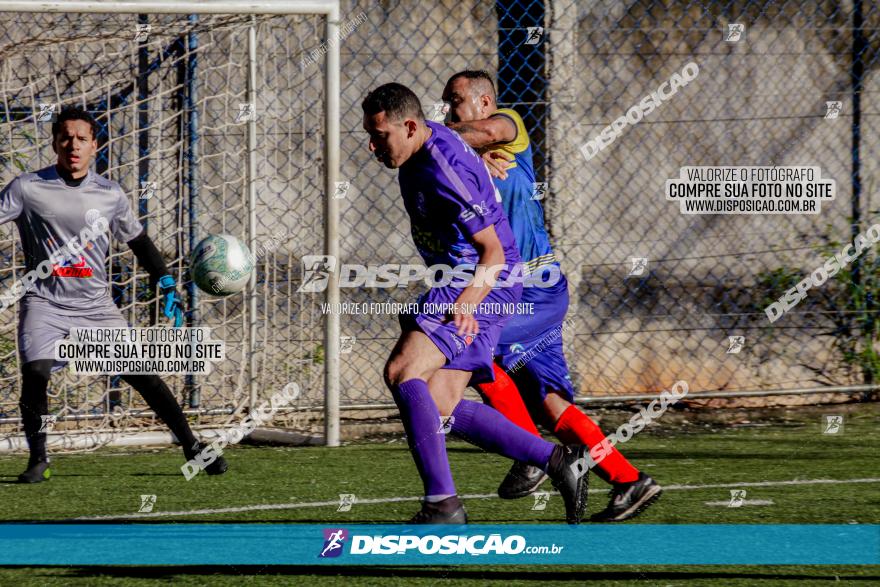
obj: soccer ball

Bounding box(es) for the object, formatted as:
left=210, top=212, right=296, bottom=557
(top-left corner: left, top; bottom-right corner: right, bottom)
left=190, top=234, right=254, bottom=296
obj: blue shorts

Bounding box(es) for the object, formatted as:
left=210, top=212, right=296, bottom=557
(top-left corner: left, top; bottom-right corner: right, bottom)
left=494, top=272, right=575, bottom=401
left=399, top=282, right=522, bottom=385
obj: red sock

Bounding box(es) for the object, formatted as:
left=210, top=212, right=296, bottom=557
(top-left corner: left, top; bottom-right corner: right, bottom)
left=554, top=405, right=640, bottom=484
left=476, top=363, right=541, bottom=437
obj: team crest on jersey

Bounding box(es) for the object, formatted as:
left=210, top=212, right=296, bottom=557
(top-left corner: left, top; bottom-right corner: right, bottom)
left=52, top=255, right=93, bottom=278
left=451, top=333, right=476, bottom=352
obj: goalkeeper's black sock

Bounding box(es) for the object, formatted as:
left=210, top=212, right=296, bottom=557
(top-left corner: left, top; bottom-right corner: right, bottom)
left=121, top=374, right=200, bottom=458
left=20, top=359, right=54, bottom=464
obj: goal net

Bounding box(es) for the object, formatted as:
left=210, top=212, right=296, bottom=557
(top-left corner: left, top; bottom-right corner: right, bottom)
left=0, top=6, right=338, bottom=451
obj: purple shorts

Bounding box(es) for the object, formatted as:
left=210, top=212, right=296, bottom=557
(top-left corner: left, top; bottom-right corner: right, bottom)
left=399, top=282, right=523, bottom=384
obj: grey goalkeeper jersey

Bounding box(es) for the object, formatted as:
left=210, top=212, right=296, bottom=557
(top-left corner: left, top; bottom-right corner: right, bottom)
left=0, top=165, right=144, bottom=314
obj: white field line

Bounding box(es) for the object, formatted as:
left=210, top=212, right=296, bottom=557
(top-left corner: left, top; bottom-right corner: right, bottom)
left=71, top=477, right=880, bottom=521
left=704, top=499, right=775, bottom=507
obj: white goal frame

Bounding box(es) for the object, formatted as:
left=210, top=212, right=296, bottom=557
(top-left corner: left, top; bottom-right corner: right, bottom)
left=0, top=0, right=343, bottom=447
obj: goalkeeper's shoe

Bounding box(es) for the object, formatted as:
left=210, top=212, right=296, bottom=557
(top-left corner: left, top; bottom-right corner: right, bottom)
left=204, top=455, right=229, bottom=476
left=18, top=458, right=51, bottom=484
left=546, top=444, right=589, bottom=524
left=408, top=496, right=467, bottom=524
left=184, top=441, right=229, bottom=477
left=497, top=461, right=549, bottom=499
left=590, top=472, right=662, bottom=523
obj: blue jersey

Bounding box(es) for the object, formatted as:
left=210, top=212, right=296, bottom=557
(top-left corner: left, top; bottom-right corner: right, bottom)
left=397, top=120, right=521, bottom=280
left=488, top=108, right=557, bottom=276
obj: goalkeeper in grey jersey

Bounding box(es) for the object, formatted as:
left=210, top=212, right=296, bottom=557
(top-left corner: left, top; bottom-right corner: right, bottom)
left=0, top=107, right=228, bottom=482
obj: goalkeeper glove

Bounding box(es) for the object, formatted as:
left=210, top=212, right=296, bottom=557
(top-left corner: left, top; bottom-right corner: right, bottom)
left=158, top=275, right=184, bottom=328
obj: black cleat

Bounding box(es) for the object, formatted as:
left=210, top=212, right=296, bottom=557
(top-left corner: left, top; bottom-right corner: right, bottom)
left=409, top=495, right=468, bottom=524
left=17, top=458, right=51, bottom=484
left=498, top=461, right=549, bottom=499
left=204, top=454, right=228, bottom=476
left=591, top=472, right=662, bottom=523
left=547, top=445, right=589, bottom=524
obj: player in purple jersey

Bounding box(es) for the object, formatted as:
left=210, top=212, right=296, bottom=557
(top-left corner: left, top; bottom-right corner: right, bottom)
left=0, top=107, right=227, bottom=482
left=362, top=83, right=589, bottom=524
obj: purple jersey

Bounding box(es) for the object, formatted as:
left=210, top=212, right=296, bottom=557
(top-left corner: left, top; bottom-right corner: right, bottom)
left=397, top=121, right=521, bottom=278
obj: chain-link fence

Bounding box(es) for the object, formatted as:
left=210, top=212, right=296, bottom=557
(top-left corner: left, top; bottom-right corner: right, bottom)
left=1, top=1, right=878, bottom=447
left=337, top=0, right=880, bottom=409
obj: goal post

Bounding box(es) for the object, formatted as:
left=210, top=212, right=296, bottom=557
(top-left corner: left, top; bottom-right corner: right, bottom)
left=0, top=1, right=342, bottom=447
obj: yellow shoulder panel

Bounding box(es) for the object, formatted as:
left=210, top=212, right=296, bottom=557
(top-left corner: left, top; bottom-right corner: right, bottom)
left=492, top=108, right=529, bottom=154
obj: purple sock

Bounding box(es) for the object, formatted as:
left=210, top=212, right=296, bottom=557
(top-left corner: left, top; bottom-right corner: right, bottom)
left=392, top=379, right=457, bottom=498
left=450, top=399, right=556, bottom=469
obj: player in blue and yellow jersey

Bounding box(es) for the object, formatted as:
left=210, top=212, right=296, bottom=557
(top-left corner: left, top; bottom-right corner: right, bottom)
left=444, top=71, right=661, bottom=522
left=362, top=83, right=589, bottom=525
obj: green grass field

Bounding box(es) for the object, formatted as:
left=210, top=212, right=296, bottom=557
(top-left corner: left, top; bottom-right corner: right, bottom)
left=0, top=403, right=877, bottom=585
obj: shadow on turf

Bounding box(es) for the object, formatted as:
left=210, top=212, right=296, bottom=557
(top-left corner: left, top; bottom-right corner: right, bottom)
left=50, top=566, right=880, bottom=582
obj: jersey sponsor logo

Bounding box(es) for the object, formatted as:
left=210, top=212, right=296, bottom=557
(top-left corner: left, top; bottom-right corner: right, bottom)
left=459, top=200, right=488, bottom=222
left=52, top=255, right=93, bottom=277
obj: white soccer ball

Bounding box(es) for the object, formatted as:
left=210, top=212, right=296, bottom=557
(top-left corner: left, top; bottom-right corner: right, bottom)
left=190, top=234, right=254, bottom=296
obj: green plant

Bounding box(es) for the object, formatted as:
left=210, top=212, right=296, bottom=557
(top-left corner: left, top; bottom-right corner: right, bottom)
left=754, top=222, right=879, bottom=384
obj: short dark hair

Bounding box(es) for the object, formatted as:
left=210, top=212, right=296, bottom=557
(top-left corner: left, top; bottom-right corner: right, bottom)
left=361, top=83, right=424, bottom=122
left=447, top=70, right=496, bottom=100
left=51, top=107, right=99, bottom=141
